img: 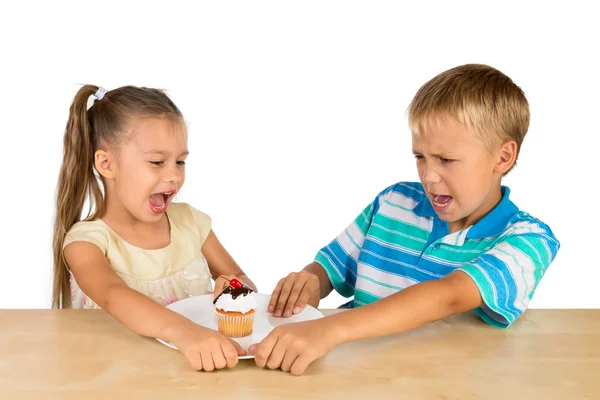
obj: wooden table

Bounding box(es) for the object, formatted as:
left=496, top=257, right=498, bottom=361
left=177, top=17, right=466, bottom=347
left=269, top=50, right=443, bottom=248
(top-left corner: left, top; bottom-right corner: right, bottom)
left=0, top=309, right=598, bottom=399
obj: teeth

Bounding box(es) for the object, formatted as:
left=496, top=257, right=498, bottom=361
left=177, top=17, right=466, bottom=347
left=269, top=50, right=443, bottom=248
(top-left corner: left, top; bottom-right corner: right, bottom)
left=432, top=195, right=451, bottom=207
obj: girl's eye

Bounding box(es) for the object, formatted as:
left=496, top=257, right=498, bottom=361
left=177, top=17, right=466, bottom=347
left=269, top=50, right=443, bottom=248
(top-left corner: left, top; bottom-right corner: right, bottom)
left=414, top=155, right=424, bottom=160
left=150, top=161, right=164, bottom=166
left=440, top=158, right=454, bottom=163
left=176, top=161, right=186, bottom=166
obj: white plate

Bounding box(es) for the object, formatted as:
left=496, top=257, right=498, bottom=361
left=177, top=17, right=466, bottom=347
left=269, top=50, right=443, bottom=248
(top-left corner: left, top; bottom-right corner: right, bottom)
left=156, top=293, right=324, bottom=359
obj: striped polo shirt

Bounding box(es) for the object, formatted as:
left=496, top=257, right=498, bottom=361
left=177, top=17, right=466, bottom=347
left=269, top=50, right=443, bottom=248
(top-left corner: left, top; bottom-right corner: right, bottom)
left=314, top=182, right=560, bottom=328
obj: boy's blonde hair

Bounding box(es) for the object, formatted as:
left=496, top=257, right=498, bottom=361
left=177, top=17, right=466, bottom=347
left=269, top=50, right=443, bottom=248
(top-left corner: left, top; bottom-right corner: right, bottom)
left=407, top=64, right=530, bottom=172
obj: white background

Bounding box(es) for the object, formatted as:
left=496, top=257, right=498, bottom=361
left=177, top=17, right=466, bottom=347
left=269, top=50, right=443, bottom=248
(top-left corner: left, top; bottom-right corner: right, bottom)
left=1, top=1, right=598, bottom=309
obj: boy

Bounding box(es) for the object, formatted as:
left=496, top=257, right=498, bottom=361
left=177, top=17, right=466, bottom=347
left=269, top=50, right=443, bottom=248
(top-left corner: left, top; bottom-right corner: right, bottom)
left=249, top=64, right=560, bottom=375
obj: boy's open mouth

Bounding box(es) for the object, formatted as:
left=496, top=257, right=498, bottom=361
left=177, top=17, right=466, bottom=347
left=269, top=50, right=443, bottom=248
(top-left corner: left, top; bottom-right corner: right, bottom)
left=432, top=194, right=453, bottom=209
left=149, top=191, right=176, bottom=213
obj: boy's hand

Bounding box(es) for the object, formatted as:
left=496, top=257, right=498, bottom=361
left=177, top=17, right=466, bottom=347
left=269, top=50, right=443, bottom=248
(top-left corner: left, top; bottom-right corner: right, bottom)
left=170, top=321, right=246, bottom=371
left=268, top=271, right=320, bottom=317
left=249, top=319, right=338, bottom=376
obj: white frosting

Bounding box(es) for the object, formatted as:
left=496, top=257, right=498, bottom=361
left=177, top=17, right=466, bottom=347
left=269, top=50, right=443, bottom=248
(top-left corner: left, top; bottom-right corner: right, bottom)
left=214, top=292, right=257, bottom=314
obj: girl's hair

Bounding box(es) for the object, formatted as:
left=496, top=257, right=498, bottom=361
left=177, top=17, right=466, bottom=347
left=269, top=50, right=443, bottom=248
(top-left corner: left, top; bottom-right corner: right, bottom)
left=52, top=85, right=184, bottom=308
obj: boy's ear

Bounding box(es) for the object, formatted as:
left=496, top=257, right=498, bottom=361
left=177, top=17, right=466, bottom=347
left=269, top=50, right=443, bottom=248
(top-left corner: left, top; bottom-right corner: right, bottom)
left=94, top=150, right=117, bottom=180
left=494, top=140, right=518, bottom=175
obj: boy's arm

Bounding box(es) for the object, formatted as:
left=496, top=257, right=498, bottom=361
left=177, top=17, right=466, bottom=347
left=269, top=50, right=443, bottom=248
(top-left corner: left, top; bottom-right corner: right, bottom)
left=305, top=261, right=334, bottom=299
left=326, top=229, right=560, bottom=340
left=252, top=271, right=479, bottom=375
left=253, top=230, right=560, bottom=375
left=318, top=270, right=481, bottom=343
left=268, top=196, right=380, bottom=317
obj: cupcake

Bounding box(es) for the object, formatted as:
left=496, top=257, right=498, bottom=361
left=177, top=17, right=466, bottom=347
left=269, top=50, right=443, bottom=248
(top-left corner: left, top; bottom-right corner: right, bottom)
left=213, top=278, right=257, bottom=338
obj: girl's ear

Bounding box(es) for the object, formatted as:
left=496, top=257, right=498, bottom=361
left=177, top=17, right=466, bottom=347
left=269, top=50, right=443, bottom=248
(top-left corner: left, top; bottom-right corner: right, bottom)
left=494, top=140, right=517, bottom=175
left=94, top=150, right=116, bottom=179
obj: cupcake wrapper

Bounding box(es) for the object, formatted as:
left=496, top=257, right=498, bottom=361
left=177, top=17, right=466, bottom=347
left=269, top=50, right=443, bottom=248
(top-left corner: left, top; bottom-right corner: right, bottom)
left=215, top=311, right=255, bottom=338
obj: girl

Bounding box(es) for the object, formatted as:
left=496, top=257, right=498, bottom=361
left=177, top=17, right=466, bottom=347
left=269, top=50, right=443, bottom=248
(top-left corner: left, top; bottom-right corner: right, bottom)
left=53, top=85, right=256, bottom=372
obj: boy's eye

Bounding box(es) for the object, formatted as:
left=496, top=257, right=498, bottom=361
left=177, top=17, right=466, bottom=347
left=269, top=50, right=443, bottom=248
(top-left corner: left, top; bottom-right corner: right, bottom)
left=150, top=161, right=164, bottom=166
left=414, top=155, right=424, bottom=160
left=176, top=161, right=186, bottom=166
left=440, top=157, right=454, bottom=163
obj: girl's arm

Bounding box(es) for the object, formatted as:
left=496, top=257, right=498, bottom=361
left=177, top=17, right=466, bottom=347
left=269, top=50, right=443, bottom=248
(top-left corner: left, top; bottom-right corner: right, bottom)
left=201, top=230, right=257, bottom=293
left=64, top=241, right=245, bottom=371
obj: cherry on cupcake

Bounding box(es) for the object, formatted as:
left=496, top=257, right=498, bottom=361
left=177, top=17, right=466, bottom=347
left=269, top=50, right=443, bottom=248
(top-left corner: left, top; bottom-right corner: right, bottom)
left=229, top=278, right=243, bottom=289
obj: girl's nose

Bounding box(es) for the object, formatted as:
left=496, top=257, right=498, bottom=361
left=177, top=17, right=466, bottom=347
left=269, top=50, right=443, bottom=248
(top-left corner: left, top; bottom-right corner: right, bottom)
left=165, top=165, right=183, bottom=184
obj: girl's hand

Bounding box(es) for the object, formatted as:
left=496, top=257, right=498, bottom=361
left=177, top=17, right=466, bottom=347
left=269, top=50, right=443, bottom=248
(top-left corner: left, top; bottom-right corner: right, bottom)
left=170, top=321, right=246, bottom=371
left=213, top=274, right=246, bottom=300
left=203, top=230, right=257, bottom=298
left=268, top=271, right=321, bottom=317
left=248, top=319, right=338, bottom=376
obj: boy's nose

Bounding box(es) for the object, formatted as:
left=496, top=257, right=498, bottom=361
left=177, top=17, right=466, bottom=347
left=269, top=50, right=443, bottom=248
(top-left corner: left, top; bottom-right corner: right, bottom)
left=421, top=165, right=441, bottom=184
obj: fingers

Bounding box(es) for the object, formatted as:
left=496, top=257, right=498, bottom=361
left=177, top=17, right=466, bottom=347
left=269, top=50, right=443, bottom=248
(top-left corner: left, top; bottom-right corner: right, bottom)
left=271, top=272, right=319, bottom=317
left=253, top=327, right=314, bottom=375
left=213, top=282, right=224, bottom=300
left=274, top=276, right=296, bottom=317
left=265, top=339, right=286, bottom=370
left=211, top=347, right=228, bottom=370
left=213, top=276, right=227, bottom=300
left=254, top=330, right=279, bottom=368
left=177, top=324, right=244, bottom=372
left=217, top=336, right=244, bottom=369
left=230, top=338, right=247, bottom=357
left=214, top=275, right=237, bottom=300
left=248, top=343, right=258, bottom=355
left=268, top=278, right=285, bottom=313
left=196, top=338, right=235, bottom=372
left=280, top=348, right=299, bottom=373
left=222, top=342, right=240, bottom=368
left=187, top=350, right=204, bottom=371
left=294, top=276, right=319, bottom=314
left=283, top=279, right=307, bottom=317
left=200, top=348, right=215, bottom=372
left=290, top=354, right=312, bottom=376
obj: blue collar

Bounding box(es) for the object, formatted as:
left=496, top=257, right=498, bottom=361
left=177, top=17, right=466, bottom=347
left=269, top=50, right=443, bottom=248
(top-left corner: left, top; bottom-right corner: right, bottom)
left=414, top=186, right=519, bottom=239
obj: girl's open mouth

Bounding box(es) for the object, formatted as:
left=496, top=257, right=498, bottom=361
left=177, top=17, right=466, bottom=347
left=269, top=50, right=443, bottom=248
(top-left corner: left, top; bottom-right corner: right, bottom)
left=149, top=191, right=175, bottom=214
